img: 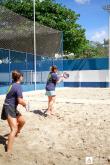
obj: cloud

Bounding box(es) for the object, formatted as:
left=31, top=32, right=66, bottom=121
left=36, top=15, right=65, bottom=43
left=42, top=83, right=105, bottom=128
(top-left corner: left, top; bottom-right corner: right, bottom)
left=75, top=0, right=90, bottom=5
left=91, top=30, right=107, bottom=43
left=87, top=27, right=108, bottom=43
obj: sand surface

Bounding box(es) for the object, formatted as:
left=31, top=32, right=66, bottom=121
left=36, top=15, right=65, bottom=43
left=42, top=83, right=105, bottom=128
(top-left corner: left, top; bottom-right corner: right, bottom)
left=0, top=88, right=110, bottom=165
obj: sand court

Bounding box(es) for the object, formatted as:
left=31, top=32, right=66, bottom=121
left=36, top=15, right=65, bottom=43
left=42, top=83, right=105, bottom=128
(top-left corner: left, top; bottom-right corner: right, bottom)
left=0, top=88, right=110, bottom=165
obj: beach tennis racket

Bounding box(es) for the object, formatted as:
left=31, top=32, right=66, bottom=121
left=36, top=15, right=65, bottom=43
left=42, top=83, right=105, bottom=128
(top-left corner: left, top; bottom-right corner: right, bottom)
left=59, top=72, right=69, bottom=79
left=63, top=72, right=69, bottom=79
left=25, top=102, right=30, bottom=112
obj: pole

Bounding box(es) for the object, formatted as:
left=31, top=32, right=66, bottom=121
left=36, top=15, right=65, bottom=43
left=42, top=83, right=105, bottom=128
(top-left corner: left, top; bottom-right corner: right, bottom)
left=33, top=0, right=37, bottom=90
left=108, top=14, right=110, bottom=87
left=103, top=4, right=110, bottom=87
left=109, top=14, right=110, bottom=86
left=26, top=52, right=28, bottom=84
left=9, top=49, right=11, bottom=84
left=61, top=32, right=64, bottom=72
left=61, top=32, right=64, bottom=87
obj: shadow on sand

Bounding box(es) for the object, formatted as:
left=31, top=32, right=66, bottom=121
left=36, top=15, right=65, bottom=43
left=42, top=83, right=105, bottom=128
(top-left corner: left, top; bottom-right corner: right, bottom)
left=30, top=110, right=48, bottom=117
left=0, top=135, right=7, bottom=152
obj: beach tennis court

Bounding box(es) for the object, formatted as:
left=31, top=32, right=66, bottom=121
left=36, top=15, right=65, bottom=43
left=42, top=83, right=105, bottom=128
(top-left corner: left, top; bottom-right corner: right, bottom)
left=0, top=88, right=110, bottom=165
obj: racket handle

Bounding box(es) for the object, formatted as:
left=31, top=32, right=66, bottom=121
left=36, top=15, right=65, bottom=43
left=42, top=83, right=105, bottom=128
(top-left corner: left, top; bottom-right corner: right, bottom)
left=60, top=74, right=64, bottom=78
left=25, top=101, right=30, bottom=112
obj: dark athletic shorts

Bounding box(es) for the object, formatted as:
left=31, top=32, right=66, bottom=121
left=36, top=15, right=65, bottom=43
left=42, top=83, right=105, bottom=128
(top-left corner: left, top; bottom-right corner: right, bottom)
left=1, top=104, right=21, bottom=120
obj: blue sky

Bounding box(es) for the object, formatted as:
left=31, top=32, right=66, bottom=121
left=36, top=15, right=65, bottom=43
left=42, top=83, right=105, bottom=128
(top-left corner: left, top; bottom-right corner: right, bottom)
left=55, top=0, right=108, bottom=43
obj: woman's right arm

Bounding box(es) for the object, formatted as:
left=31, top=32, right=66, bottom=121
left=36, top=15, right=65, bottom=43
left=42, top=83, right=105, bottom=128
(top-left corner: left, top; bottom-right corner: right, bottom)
left=57, top=77, right=64, bottom=83
left=18, top=98, right=26, bottom=107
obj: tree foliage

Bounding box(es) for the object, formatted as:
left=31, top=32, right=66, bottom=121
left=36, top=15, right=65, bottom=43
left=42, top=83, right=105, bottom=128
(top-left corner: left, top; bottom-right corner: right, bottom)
left=64, top=40, right=108, bottom=59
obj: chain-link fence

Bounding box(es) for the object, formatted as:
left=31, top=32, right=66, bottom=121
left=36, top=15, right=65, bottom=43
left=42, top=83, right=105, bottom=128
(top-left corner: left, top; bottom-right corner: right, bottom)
left=0, top=3, right=63, bottom=93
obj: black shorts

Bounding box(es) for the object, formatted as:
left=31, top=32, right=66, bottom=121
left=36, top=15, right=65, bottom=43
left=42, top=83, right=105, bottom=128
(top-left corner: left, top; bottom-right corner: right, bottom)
left=1, top=104, right=21, bottom=120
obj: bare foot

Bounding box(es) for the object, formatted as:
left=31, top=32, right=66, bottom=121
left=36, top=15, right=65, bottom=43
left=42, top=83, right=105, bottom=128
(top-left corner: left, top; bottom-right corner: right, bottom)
left=15, top=131, right=20, bottom=137
left=50, top=111, right=55, bottom=115
left=5, top=152, right=14, bottom=161
left=6, top=150, right=13, bottom=155
left=45, top=111, right=51, bottom=116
